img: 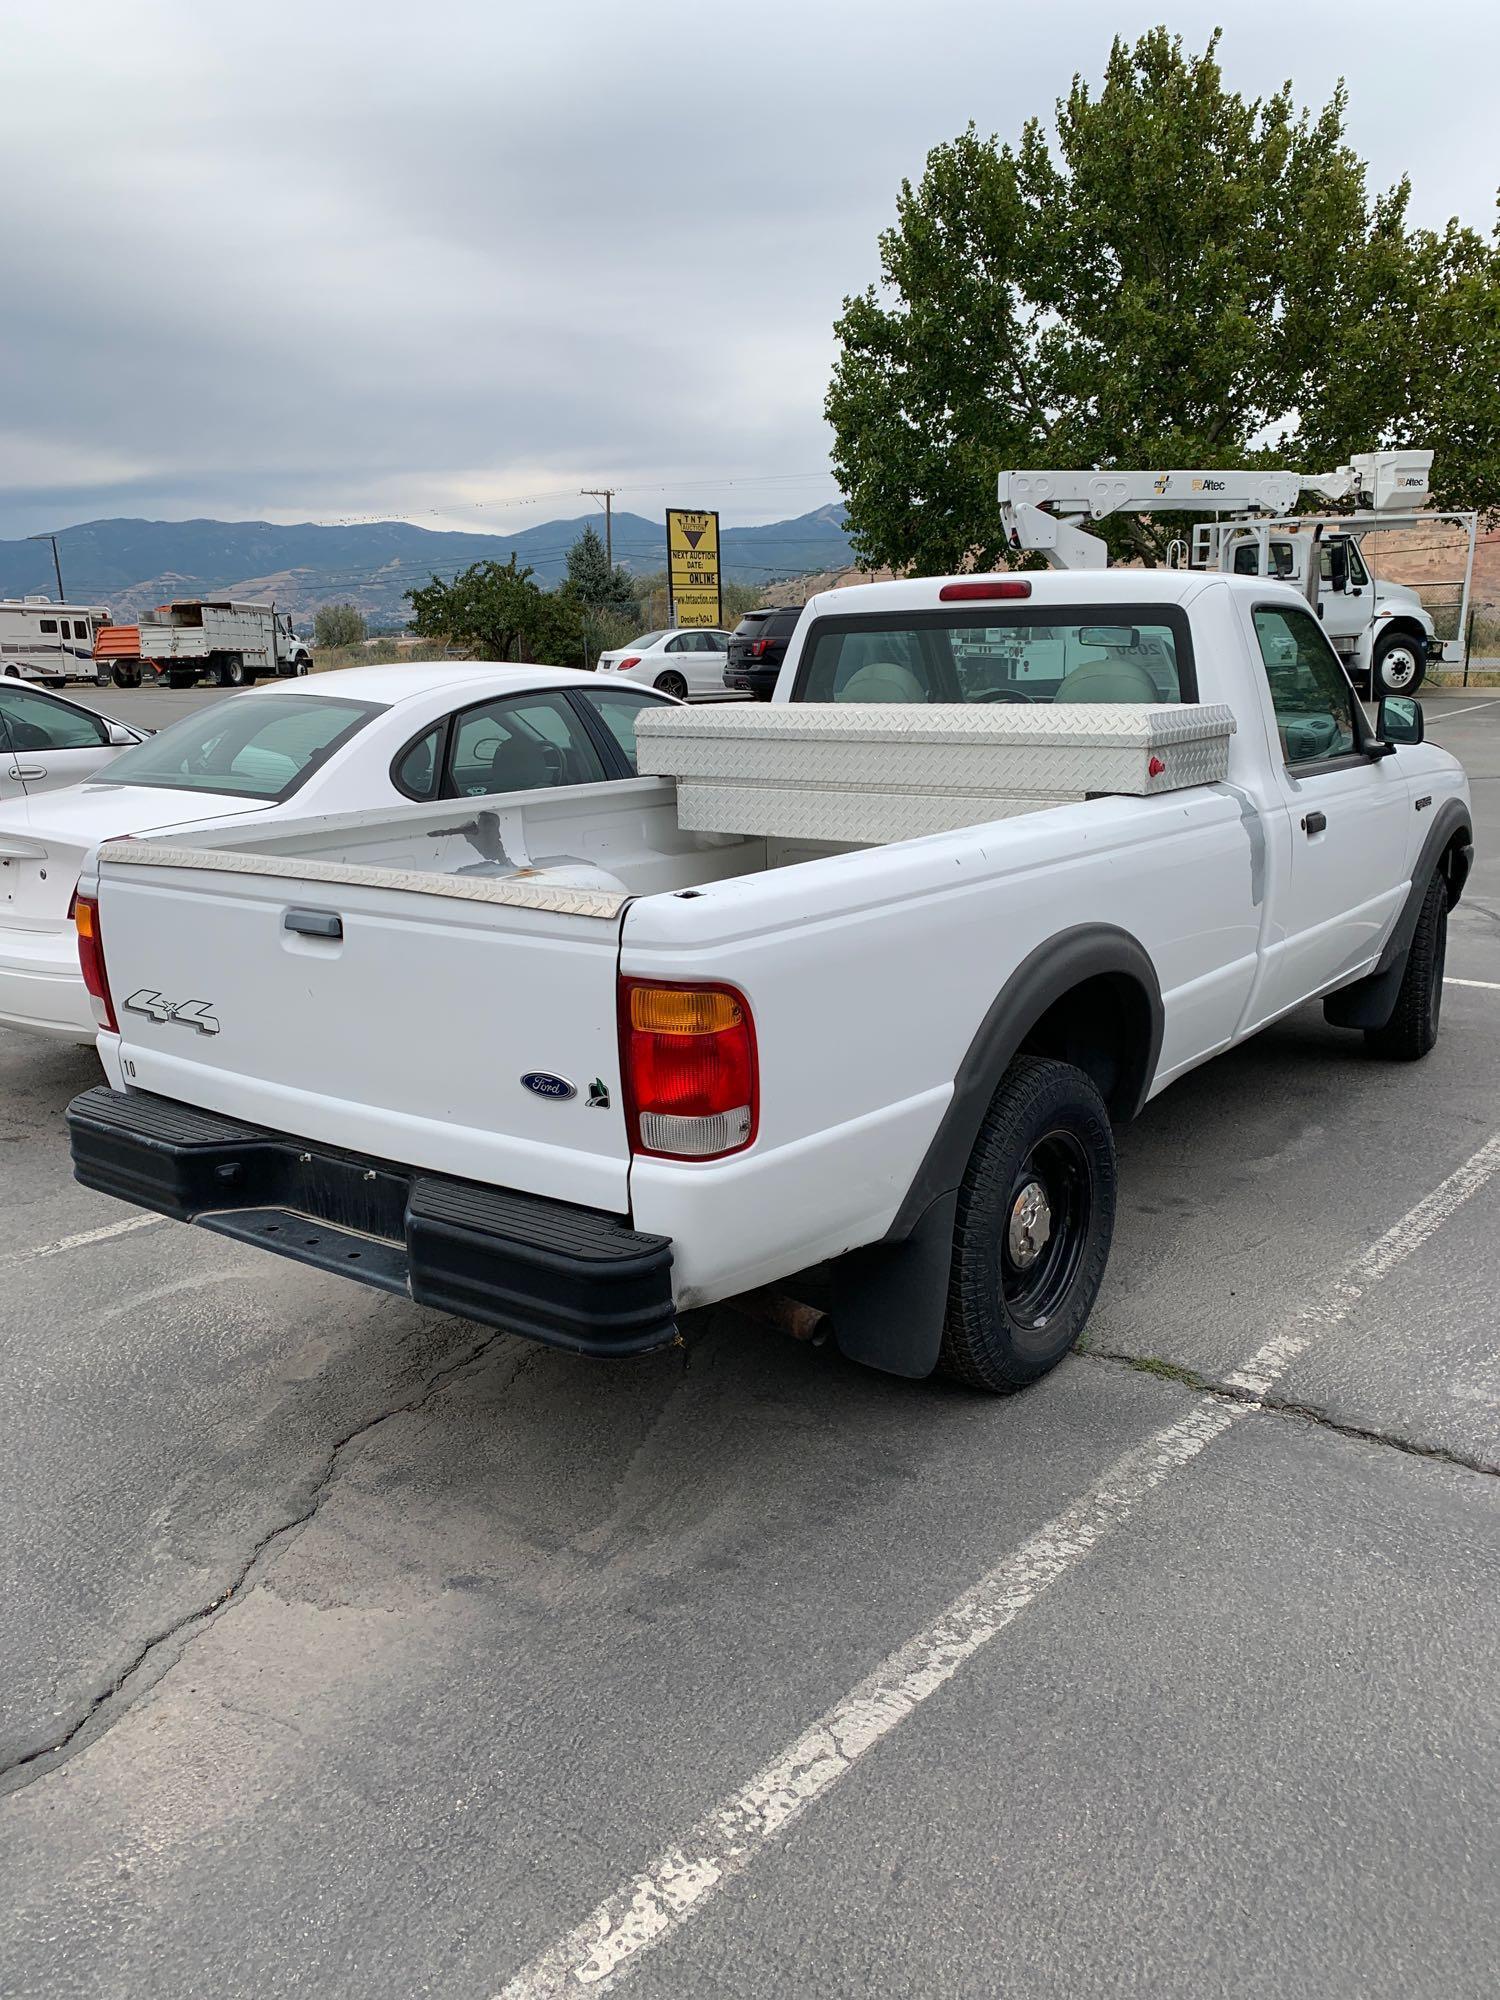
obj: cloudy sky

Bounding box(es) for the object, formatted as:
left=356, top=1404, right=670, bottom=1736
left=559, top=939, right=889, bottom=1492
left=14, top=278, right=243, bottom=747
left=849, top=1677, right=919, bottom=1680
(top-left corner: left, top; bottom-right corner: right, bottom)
left=3, top=0, right=1497, bottom=542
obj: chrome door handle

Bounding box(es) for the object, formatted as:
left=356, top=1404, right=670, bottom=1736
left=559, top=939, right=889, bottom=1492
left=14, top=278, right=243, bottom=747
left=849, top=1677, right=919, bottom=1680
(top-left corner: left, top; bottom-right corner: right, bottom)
left=8, top=765, right=46, bottom=780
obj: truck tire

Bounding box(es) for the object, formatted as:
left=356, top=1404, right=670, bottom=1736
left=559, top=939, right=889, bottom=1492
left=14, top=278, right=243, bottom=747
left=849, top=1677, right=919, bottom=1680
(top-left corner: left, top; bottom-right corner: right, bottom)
left=167, top=670, right=197, bottom=689
left=112, top=663, right=142, bottom=689
left=937, top=1054, right=1117, bottom=1394
left=94, top=663, right=112, bottom=687
left=1366, top=870, right=1446, bottom=1062
left=212, top=654, right=246, bottom=688
left=1372, top=628, right=1426, bottom=697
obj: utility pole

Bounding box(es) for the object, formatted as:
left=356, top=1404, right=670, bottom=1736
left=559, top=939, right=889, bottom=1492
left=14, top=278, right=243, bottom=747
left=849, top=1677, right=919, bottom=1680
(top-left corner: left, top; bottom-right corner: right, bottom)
left=580, top=488, right=616, bottom=569
left=26, top=533, right=65, bottom=601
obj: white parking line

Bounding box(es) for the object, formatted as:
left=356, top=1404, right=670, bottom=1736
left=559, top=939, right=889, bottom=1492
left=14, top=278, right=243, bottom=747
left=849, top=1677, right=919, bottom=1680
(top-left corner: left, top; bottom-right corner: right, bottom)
left=496, top=1130, right=1500, bottom=2000
left=0, top=1212, right=164, bottom=1272
left=1446, top=977, right=1500, bottom=991
left=1425, top=700, right=1500, bottom=723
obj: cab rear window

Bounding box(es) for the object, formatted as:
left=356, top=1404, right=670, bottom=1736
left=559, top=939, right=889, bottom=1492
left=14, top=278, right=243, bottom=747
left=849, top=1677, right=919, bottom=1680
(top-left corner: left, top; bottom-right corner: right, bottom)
left=795, top=608, right=1193, bottom=706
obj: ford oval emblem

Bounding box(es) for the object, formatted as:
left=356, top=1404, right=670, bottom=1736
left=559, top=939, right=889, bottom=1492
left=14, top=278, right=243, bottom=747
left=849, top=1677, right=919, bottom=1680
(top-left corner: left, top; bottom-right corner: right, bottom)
left=521, top=1071, right=576, bottom=1101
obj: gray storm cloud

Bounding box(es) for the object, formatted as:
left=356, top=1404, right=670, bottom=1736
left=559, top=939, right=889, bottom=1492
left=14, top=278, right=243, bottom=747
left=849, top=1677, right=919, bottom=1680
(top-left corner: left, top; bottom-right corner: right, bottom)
left=2, top=0, right=1494, bottom=538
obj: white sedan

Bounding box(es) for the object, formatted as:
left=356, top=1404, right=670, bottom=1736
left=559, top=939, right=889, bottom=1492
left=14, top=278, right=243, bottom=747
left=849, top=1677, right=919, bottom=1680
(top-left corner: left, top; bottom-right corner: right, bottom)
left=0, top=662, right=674, bottom=1043
left=596, top=628, right=733, bottom=699
left=0, top=682, right=147, bottom=801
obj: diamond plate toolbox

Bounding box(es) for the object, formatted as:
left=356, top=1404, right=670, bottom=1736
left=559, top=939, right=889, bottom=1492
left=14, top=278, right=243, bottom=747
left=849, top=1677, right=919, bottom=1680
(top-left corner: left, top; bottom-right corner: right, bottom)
left=635, top=702, right=1236, bottom=844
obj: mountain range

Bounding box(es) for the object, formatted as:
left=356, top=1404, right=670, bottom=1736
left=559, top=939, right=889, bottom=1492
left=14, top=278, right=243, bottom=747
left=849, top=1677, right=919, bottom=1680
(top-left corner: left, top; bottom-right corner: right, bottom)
left=0, top=505, right=854, bottom=627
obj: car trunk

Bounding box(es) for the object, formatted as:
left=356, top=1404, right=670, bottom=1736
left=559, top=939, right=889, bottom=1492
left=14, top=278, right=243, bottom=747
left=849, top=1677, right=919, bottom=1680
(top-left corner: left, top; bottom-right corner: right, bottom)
left=0, top=788, right=275, bottom=936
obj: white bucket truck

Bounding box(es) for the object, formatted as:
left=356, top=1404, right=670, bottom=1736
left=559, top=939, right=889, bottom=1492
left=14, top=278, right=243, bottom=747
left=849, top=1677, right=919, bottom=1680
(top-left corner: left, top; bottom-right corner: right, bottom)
left=999, top=449, right=1476, bottom=697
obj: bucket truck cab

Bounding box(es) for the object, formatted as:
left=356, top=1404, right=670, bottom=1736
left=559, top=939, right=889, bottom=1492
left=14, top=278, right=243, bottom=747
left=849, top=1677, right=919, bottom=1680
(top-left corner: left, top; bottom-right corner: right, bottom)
left=1211, top=524, right=1435, bottom=697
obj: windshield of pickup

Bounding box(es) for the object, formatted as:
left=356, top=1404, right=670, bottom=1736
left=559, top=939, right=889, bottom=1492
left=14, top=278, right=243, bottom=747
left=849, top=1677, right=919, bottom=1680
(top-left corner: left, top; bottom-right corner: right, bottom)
left=795, top=609, right=1191, bottom=706
left=91, top=690, right=385, bottom=800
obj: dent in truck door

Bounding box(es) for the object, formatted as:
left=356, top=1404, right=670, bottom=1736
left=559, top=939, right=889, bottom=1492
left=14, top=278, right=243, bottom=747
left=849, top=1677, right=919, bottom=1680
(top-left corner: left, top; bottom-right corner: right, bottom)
left=1248, top=602, right=1408, bottom=1019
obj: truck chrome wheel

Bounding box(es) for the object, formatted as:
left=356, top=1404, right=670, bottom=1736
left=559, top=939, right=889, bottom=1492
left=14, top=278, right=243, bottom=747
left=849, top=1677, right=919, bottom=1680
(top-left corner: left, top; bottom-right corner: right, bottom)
left=1000, top=1131, right=1090, bottom=1331
left=1379, top=644, right=1419, bottom=691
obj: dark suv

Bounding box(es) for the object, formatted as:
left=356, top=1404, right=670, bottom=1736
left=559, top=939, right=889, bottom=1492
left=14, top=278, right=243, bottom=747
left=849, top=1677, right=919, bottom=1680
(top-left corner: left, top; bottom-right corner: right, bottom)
left=724, top=606, right=802, bottom=700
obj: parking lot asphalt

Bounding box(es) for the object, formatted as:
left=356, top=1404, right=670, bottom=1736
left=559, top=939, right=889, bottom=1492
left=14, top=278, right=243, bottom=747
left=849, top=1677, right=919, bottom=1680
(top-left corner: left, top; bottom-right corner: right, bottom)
left=1, top=686, right=1497, bottom=1997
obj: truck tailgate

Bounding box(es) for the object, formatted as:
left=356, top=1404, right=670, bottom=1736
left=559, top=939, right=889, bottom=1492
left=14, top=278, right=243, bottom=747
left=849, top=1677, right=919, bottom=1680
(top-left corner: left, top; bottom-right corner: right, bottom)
left=97, top=856, right=634, bottom=1213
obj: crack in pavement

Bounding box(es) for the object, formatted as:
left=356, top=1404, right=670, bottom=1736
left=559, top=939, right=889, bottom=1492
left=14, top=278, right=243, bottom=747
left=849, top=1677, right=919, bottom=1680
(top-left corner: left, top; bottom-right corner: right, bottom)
left=0, top=1317, right=531, bottom=1804
left=1084, top=1349, right=1499, bottom=1479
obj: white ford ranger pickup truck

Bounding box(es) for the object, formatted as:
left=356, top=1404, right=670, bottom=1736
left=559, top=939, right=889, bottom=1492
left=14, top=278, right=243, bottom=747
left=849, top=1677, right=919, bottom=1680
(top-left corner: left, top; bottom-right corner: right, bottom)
left=66, top=572, right=1472, bottom=1393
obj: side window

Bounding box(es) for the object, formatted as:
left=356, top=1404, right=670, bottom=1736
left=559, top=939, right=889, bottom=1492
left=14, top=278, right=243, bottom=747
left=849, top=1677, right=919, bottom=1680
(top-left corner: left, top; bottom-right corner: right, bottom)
left=392, top=723, right=442, bottom=801
left=39, top=619, right=58, bottom=635
left=1233, top=546, right=1260, bottom=576
left=1252, top=606, right=1357, bottom=766
left=665, top=633, right=692, bottom=653
left=575, top=688, right=664, bottom=773
left=0, top=688, right=109, bottom=751
left=443, top=692, right=607, bottom=797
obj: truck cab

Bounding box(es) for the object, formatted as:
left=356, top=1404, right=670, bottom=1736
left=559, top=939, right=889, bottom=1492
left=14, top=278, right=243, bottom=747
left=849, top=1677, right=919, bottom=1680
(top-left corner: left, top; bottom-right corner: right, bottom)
left=1221, top=527, right=1435, bottom=697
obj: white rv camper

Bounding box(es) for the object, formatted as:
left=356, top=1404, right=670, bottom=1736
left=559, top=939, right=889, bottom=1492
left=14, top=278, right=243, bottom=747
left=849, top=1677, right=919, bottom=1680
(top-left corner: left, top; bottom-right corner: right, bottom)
left=0, top=598, right=112, bottom=687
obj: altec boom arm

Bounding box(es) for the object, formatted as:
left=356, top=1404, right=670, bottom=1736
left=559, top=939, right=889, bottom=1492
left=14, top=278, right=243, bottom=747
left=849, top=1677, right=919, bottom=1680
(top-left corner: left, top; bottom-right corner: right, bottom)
left=998, top=452, right=1435, bottom=569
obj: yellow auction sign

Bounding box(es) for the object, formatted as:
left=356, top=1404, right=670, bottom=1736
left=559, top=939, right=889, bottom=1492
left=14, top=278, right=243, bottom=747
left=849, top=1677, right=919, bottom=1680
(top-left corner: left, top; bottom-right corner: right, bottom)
left=666, top=508, right=722, bottom=628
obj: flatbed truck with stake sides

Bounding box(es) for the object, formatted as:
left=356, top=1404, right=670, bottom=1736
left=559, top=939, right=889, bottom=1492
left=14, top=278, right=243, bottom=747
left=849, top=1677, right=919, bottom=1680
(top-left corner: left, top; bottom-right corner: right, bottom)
left=94, top=600, right=312, bottom=689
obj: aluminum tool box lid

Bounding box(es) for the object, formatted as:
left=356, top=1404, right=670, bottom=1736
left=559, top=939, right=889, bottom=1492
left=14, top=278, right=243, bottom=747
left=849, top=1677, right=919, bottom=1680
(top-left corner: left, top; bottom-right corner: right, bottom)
left=635, top=702, right=1235, bottom=845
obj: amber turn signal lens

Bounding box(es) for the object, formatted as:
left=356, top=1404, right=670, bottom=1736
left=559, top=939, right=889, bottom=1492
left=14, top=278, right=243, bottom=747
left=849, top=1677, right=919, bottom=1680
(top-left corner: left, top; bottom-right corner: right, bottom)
left=629, top=986, right=743, bottom=1036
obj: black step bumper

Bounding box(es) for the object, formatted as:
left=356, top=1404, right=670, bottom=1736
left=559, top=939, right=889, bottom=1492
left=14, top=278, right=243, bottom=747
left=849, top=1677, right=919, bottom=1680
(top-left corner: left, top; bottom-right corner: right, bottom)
left=67, top=1086, right=676, bottom=1357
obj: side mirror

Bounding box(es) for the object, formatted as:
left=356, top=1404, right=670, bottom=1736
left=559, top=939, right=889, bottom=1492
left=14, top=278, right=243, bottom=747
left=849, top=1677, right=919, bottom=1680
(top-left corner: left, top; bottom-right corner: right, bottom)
left=107, top=722, right=137, bottom=746
left=1377, top=696, right=1424, bottom=746
left=1328, top=541, right=1349, bottom=594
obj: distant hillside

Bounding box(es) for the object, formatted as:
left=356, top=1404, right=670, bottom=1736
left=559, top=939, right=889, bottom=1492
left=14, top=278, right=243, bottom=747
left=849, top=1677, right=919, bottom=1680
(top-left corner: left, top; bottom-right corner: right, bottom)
left=0, top=505, right=853, bottom=626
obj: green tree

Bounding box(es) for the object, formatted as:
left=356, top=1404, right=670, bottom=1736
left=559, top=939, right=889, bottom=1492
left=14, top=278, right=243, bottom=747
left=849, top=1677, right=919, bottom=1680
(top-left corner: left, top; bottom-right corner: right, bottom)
left=407, top=557, right=603, bottom=667
left=564, top=525, right=639, bottom=616
left=827, top=27, right=1500, bottom=572
left=313, top=602, right=367, bottom=648
left=407, top=557, right=545, bottom=658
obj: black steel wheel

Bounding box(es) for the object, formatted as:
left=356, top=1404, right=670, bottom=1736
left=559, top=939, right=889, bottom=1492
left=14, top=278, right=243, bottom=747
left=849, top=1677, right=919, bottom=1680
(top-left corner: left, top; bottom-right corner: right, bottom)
left=1366, top=870, right=1447, bottom=1061
left=938, top=1055, right=1117, bottom=1394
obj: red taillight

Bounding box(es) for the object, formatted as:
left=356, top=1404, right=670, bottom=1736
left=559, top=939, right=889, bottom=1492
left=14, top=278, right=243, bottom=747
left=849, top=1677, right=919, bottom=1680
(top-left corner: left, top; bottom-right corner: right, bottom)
left=749, top=639, right=771, bottom=658
left=938, top=578, right=1032, bottom=601
left=619, top=979, right=758, bottom=1160
left=75, top=894, right=118, bottom=1033
left=617, top=655, right=641, bottom=672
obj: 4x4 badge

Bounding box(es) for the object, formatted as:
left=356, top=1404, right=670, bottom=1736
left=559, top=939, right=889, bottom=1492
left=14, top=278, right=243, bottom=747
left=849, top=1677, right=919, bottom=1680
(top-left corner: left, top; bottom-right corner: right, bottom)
left=123, top=989, right=220, bottom=1036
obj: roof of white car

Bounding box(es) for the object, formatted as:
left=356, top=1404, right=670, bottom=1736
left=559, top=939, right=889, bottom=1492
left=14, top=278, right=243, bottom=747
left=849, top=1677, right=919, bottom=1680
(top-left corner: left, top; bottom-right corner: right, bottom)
left=804, top=569, right=1279, bottom=616
left=281, top=661, right=607, bottom=703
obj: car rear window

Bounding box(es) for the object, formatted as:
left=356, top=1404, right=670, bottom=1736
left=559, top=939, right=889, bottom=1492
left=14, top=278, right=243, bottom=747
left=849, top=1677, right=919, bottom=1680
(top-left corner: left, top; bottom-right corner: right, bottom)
left=734, top=610, right=798, bottom=638
left=795, top=609, right=1191, bottom=706
left=94, top=691, right=384, bottom=800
